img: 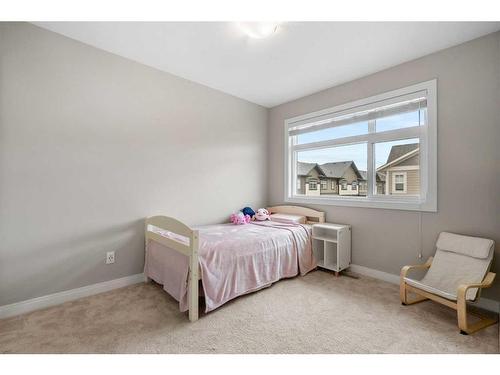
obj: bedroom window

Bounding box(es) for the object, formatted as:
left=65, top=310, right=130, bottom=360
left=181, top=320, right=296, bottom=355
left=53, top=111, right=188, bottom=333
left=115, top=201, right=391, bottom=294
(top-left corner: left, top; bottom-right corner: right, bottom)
left=285, top=80, right=437, bottom=211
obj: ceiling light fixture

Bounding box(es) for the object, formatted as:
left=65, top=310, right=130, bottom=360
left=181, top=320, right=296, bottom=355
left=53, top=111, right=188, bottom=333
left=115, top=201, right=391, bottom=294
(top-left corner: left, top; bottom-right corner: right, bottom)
left=237, top=22, right=280, bottom=39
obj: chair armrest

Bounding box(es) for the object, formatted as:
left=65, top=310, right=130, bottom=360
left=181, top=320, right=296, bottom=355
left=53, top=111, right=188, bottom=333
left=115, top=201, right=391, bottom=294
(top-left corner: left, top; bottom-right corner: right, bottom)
left=400, top=257, right=433, bottom=279
left=457, top=272, right=496, bottom=300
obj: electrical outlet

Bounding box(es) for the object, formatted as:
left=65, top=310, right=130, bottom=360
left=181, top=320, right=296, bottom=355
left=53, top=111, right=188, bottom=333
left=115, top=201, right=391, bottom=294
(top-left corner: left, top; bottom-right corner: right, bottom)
left=106, top=251, right=115, bottom=264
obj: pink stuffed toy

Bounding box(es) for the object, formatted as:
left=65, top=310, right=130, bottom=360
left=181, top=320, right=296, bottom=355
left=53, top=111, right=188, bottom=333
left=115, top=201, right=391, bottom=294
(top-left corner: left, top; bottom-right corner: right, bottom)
left=230, top=212, right=251, bottom=225
left=254, top=208, right=270, bottom=221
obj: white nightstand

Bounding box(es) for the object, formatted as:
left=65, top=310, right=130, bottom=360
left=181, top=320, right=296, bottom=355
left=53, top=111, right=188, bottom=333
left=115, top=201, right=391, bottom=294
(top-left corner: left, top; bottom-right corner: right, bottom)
left=312, top=223, right=351, bottom=276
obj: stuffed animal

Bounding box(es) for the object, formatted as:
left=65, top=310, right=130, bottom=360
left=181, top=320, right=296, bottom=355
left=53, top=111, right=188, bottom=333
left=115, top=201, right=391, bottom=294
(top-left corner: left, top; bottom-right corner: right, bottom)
left=230, top=211, right=251, bottom=225
left=241, top=206, right=255, bottom=218
left=254, top=208, right=270, bottom=221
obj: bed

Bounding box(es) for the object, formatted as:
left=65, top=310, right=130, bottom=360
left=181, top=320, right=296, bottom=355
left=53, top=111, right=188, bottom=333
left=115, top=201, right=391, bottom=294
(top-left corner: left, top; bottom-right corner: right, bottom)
left=144, top=205, right=325, bottom=322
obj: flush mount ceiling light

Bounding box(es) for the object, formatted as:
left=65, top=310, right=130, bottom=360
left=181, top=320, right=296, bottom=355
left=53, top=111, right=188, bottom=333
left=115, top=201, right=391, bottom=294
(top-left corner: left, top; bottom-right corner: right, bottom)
left=237, top=22, right=280, bottom=39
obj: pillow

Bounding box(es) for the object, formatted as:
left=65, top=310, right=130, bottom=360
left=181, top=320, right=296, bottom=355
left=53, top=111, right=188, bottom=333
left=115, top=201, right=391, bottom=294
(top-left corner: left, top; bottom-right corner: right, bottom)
left=436, top=232, right=494, bottom=259
left=269, top=213, right=306, bottom=224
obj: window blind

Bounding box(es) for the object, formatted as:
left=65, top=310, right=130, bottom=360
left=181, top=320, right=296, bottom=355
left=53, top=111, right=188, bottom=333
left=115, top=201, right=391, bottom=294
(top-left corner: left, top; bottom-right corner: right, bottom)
left=288, top=91, right=427, bottom=136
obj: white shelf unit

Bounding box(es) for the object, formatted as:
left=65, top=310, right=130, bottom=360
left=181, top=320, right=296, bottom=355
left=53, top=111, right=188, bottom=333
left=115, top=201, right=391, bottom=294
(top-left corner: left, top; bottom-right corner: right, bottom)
left=312, top=223, right=351, bottom=276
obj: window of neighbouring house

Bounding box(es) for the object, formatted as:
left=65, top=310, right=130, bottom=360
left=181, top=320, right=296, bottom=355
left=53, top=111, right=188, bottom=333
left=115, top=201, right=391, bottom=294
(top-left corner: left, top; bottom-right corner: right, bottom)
left=393, top=173, right=407, bottom=193
left=285, top=80, right=437, bottom=211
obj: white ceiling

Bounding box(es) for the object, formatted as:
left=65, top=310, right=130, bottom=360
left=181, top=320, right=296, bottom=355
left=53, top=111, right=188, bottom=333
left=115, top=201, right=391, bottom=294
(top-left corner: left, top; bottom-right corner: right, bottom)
left=34, top=22, right=500, bottom=108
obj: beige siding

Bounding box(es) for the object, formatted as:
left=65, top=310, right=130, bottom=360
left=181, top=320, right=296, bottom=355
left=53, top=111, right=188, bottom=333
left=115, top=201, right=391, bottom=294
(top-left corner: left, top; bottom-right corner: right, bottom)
left=339, top=166, right=361, bottom=195
left=387, top=169, right=420, bottom=195
left=342, top=166, right=359, bottom=183
left=320, top=177, right=337, bottom=195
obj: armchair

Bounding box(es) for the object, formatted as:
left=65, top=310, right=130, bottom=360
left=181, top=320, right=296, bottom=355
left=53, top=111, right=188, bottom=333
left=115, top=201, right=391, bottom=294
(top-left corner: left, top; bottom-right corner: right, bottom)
left=400, top=232, right=497, bottom=335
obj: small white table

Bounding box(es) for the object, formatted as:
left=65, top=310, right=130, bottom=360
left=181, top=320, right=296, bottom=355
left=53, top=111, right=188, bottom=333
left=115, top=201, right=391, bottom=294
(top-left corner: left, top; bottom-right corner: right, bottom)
left=312, top=223, right=351, bottom=276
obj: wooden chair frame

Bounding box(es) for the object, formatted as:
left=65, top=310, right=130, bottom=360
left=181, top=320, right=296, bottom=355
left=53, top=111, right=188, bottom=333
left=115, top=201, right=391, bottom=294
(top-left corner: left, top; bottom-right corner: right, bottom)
left=400, top=257, right=497, bottom=334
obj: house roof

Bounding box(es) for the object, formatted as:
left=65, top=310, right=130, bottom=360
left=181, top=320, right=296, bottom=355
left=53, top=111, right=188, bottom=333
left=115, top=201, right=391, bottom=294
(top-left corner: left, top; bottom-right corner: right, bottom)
left=298, top=160, right=376, bottom=181
left=319, top=161, right=363, bottom=180
left=377, top=143, right=420, bottom=172
left=359, top=170, right=387, bottom=182
left=386, top=143, right=419, bottom=164
left=297, top=162, right=320, bottom=176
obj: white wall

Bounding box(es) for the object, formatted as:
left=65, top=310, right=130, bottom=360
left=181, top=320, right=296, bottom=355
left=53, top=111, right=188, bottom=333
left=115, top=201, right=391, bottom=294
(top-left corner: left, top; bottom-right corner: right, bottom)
left=0, top=23, right=268, bottom=305
left=268, top=31, right=500, bottom=300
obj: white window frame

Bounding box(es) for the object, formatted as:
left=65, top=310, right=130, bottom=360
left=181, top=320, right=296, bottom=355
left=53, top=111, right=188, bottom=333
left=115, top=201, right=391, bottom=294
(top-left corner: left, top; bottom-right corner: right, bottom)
left=392, top=172, right=407, bottom=194
left=284, top=79, right=437, bottom=212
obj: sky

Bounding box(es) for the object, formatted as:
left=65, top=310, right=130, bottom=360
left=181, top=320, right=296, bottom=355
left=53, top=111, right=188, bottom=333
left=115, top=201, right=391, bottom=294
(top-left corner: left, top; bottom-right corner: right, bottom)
left=297, top=111, right=421, bottom=169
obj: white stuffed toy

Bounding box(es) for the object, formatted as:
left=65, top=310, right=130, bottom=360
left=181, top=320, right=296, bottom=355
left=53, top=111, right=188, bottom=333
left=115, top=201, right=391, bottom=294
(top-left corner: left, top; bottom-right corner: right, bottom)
left=254, top=208, right=270, bottom=221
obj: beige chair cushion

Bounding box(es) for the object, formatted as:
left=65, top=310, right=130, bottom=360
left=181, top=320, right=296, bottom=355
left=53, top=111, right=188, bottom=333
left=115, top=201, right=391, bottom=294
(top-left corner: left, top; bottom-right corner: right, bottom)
left=436, top=232, right=493, bottom=259
left=406, top=232, right=494, bottom=301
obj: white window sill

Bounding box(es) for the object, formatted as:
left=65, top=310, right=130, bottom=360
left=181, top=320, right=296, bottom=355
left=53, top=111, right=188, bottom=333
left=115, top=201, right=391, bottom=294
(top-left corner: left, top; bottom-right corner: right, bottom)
left=285, top=195, right=437, bottom=212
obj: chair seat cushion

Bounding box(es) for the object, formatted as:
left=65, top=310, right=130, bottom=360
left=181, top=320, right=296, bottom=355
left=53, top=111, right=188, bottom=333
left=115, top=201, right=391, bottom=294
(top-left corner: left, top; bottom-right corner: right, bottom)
left=404, top=277, right=465, bottom=301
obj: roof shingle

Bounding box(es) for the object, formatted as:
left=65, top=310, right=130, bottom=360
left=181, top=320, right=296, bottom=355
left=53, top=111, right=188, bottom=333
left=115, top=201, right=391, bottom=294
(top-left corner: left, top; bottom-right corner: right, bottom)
left=297, top=162, right=319, bottom=176
left=386, top=143, right=419, bottom=164
left=318, top=161, right=355, bottom=178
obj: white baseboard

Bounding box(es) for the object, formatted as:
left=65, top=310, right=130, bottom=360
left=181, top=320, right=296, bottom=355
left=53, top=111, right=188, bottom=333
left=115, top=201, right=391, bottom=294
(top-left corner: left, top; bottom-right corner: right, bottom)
left=349, top=264, right=401, bottom=285
left=0, top=273, right=146, bottom=319
left=349, top=264, right=500, bottom=314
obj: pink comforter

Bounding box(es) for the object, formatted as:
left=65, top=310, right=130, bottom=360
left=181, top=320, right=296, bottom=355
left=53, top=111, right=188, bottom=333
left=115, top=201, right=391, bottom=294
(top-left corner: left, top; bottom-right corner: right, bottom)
left=144, top=221, right=316, bottom=313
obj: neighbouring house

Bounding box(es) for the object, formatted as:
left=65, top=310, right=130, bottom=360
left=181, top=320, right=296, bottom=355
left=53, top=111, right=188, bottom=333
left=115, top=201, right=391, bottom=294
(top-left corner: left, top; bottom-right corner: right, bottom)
left=296, top=144, right=419, bottom=198
left=377, top=143, right=420, bottom=195
left=320, top=161, right=364, bottom=196
left=296, top=162, right=325, bottom=196
left=358, top=171, right=386, bottom=195
left=296, top=161, right=371, bottom=196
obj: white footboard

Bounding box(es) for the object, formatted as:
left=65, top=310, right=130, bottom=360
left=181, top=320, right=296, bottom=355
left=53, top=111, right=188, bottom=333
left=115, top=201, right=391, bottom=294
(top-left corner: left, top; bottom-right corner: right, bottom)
left=145, top=216, right=199, bottom=322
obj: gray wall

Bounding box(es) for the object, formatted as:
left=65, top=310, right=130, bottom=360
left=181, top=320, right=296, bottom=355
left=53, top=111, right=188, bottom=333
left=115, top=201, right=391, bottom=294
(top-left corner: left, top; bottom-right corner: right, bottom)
left=268, top=32, right=500, bottom=300
left=0, top=23, right=268, bottom=305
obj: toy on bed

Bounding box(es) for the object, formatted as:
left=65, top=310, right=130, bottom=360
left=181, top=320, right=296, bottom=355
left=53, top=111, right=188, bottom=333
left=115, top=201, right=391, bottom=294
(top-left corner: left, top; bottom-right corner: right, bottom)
left=241, top=206, right=255, bottom=219
left=230, top=211, right=251, bottom=225
left=254, top=208, right=270, bottom=221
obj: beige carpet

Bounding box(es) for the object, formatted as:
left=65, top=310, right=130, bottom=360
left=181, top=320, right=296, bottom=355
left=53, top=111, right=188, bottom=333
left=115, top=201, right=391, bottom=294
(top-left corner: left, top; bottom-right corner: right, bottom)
left=0, top=270, right=498, bottom=353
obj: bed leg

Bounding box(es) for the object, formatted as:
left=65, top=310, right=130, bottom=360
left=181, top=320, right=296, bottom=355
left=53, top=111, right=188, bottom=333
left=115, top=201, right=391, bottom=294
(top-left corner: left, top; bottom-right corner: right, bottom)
left=188, top=276, right=199, bottom=322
